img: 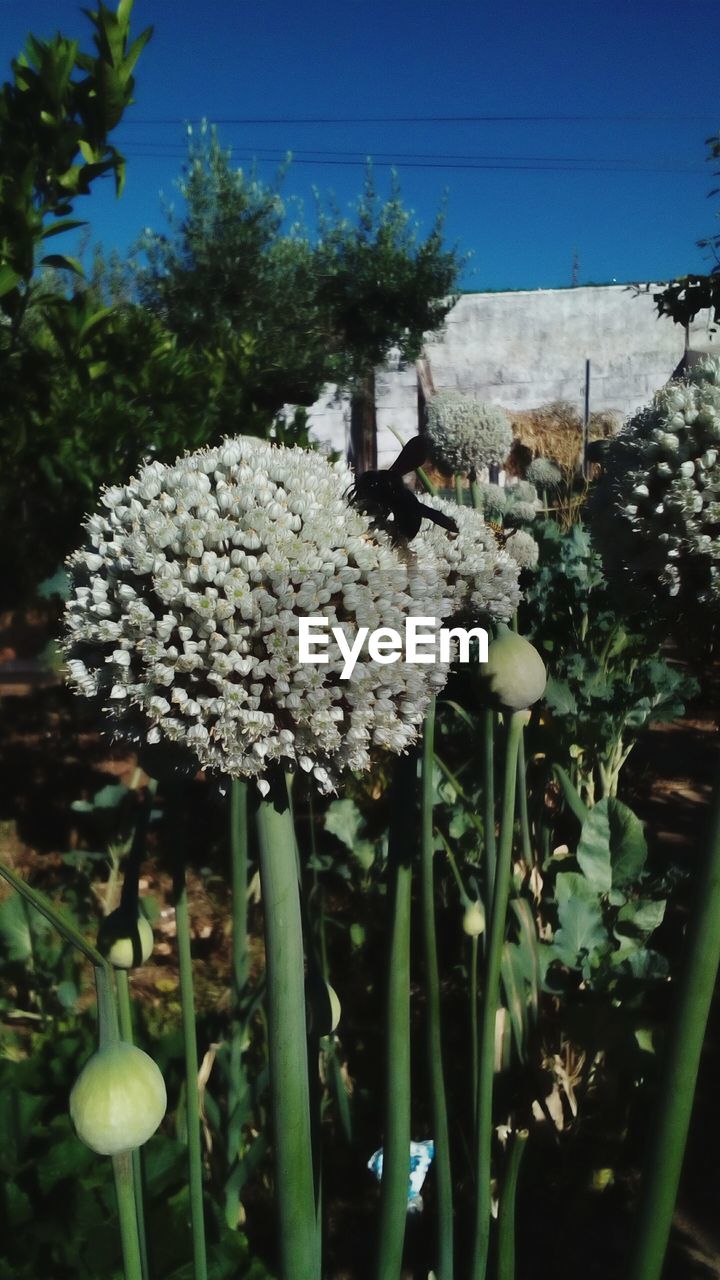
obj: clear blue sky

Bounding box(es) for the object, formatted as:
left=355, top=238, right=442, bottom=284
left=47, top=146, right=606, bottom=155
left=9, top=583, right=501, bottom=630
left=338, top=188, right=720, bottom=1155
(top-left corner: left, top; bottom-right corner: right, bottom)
left=2, top=0, right=718, bottom=291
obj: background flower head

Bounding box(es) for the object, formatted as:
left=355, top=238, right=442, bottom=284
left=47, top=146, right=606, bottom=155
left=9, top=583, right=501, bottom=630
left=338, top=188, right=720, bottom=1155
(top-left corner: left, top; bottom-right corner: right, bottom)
left=589, top=357, right=720, bottom=619
left=425, top=391, right=513, bottom=477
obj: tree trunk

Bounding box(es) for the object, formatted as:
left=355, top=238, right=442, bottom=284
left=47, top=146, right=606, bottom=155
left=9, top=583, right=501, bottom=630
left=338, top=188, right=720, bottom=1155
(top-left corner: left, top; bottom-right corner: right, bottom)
left=349, top=370, right=377, bottom=474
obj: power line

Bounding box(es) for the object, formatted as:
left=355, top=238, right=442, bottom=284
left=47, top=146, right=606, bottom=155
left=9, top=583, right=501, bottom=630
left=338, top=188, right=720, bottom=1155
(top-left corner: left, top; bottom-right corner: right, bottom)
left=120, top=112, right=718, bottom=125
left=112, top=142, right=707, bottom=166
left=120, top=150, right=706, bottom=175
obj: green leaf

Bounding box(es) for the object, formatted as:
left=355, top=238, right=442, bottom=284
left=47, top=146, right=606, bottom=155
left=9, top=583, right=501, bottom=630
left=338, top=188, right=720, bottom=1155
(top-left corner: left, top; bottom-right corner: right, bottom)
left=0, top=893, right=51, bottom=963
left=0, top=860, right=107, bottom=967
left=552, top=872, right=609, bottom=969
left=552, top=764, right=588, bottom=826
left=40, top=253, right=85, bottom=277
left=615, top=897, right=666, bottom=943
left=40, top=218, right=86, bottom=240
left=36, top=568, right=71, bottom=600
left=0, top=263, right=21, bottom=296
left=324, top=798, right=363, bottom=851
left=544, top=677, right=578, bottom=716
left=613, top=948, right=669, bottom=981
left=36, top=1132, right=95, bottom=1193
left=576, top=797, right=647, bottom=894
left=500, top=942, right=528, bottom=1063
left=0, top=1088, right=45, bottom=1172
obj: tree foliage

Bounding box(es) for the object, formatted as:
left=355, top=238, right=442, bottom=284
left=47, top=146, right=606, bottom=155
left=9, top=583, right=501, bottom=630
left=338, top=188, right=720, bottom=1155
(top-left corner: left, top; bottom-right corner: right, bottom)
left=0, top=105, right=461, bottom=602
left=0, top=0, right=152, bottom=313
left=654, top=131, right=720, bottom=325
left=136, top=128, right=462, bottom=418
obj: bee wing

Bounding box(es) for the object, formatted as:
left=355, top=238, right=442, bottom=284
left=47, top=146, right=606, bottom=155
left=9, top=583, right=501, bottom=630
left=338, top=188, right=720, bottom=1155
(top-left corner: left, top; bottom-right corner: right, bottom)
left=416, top=502, right=458, bottom=534
left=388, top=436, right=428, bottom=476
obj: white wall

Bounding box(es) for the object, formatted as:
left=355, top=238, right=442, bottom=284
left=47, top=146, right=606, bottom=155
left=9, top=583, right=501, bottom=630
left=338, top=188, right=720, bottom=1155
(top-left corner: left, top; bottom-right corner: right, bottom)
left=305, top=284, right=717, bottom=464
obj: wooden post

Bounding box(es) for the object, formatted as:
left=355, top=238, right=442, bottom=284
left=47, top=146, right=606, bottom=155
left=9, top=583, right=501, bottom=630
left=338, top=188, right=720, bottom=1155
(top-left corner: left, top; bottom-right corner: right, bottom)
left=582, top=358, right=591, bottom=478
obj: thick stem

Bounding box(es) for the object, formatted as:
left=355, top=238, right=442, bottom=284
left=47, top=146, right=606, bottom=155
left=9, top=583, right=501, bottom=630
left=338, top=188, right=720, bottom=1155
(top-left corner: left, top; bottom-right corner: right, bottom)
left=483, top=709, right=497, bottom=905
left=496, top=1130, right=529, bottom=1280
left=93, top=967, right=143, bottom=1280
left=516, top=732, right=533, bottom=866
left=256, top=777, right=319, bottom=1280
left=113, top=1150, right=144, bottom=1280
left=470, top=934, right=480, bottom=1130
left=627, top=770, right=720, bottom=1280
left=230, top=778, right=250, bottom=1002
left=376, top=751, right=417, bottom=1280
left=174, top=866, right=209, bottom=1280
left=420, top=701, right=453, bottom=1280
left=455, top=474, right=464, bottom=506
left=116, top=971, right=150, bottom=1280
left=95, top=963, right=120, bottom=1049
left=470, top=711, right=526, bottom=1280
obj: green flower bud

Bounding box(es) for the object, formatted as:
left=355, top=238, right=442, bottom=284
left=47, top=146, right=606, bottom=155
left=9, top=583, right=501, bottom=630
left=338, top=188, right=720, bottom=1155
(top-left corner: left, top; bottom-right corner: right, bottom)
left=98, top=908, right=154, bottom=969
left=480, top=627, right=546, bottom=711
left=70, top=1041, right=167, bottom=1155
left=463, top=900, right=486, bottom=936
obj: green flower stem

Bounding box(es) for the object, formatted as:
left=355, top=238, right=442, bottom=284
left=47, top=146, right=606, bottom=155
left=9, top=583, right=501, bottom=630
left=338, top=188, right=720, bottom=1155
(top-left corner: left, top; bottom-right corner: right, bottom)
left=627, top=771, right=720, bottom=1280
left=116, top=971, right=150, bottom=1280
left=255, top=777, right=319, bottom=1280
left=416, top=465, right=437, bottom=495
left=376, top=751, right=417, bottom=1280
left=0, top=860, right=107, bottom=967
left=420, top=700, right=453, bottom=1280
left=516, top=733, right=532, bottom=866
left=470, top=711, right=526, bottom=1280
left=496, top=1130, right=529, bottom=1280
left=173, top=865, right=209, bottom=1280
left=470, top=478, right=482, bottom=510
left=470, top=934, right=480, bottom=1129
left=483, top=709, right=497, bottom=905
left=455, top=474, right=464, bottom=506
left=230, top=779, right=249, bottom=1002
left=94, top=966, right=143, bottom=1280
left=113, top=1151, right=144, bottom=1280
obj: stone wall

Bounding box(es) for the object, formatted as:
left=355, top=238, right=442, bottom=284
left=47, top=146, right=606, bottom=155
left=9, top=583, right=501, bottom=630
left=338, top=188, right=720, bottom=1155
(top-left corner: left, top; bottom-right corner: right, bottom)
left=305, top=284, right=717, bottom=467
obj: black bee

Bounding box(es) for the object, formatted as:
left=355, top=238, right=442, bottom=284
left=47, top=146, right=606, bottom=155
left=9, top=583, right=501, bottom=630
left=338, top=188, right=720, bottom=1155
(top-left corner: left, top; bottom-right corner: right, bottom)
left=347, top=436, right=458, bottom=541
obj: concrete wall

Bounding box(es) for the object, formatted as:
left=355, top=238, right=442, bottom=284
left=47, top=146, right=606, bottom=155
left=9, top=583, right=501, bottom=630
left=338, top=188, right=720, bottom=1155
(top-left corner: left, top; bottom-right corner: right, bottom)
left=305, top=284, right=717, bottom=466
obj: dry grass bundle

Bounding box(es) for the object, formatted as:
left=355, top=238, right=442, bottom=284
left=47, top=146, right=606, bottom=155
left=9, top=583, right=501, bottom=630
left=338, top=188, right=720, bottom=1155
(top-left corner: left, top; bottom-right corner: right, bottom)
left=508, top=400, right=620, bottom=474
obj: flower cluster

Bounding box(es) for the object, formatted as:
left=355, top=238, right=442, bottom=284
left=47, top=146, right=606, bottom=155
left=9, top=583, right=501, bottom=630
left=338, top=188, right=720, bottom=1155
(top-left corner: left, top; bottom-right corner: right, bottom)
left=63, top=437, right=521, bottom=793
left=425, top=391, right=513, bottom=476
left=417, top=495, right=521, bottom=621
left=527, top=457, right=562, bottom=491
left=503, top=480, right=540, bottom=526
left=469, top=482, right=508, bottom=523
left=503, top=529, right=540, bottom=569
left=589, top=357, right=720, bottom=615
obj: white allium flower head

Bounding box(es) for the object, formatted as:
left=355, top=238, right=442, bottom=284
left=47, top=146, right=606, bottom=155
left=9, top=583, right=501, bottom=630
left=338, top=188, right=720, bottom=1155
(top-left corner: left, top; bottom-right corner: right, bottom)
left=415, top=496, right=521, bottom=623
left=504, top=529, right=540, bottom=570
left=526, top=457, right=562, bottom=491
left=589, top=356, right=720, bottom=616
left=63, top=436, right=521, bottom=793
left=468, top=482, right=507, bottom=523
left=425, top=391, right=513, bottom=476
left=503, top=480, right=540, bottom=526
